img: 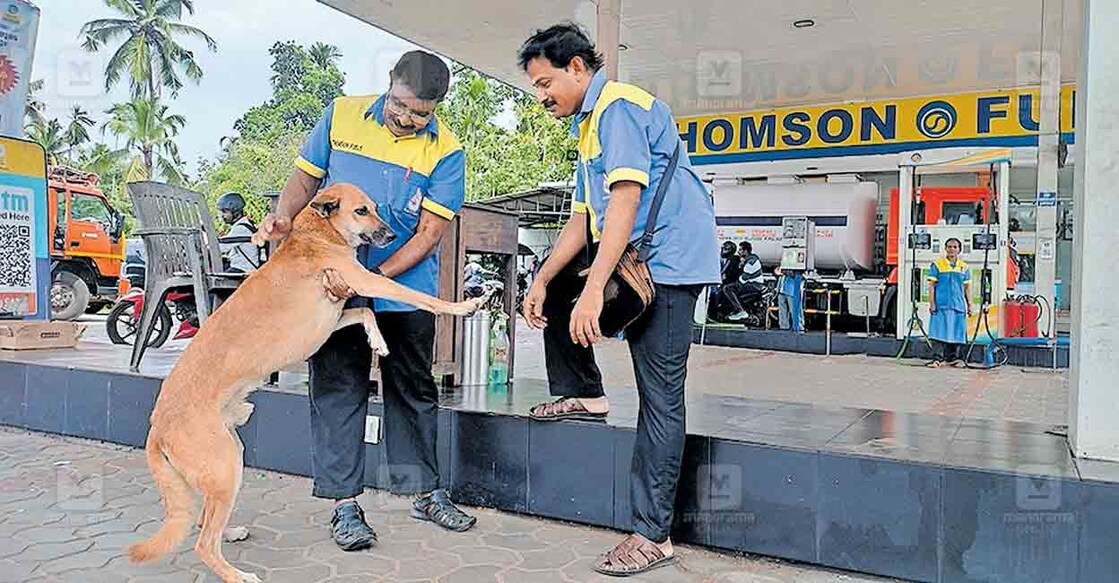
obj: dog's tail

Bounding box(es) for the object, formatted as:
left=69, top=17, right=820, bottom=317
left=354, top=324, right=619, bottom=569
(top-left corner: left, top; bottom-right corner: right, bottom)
left=127, top=435, right=194, bottom=563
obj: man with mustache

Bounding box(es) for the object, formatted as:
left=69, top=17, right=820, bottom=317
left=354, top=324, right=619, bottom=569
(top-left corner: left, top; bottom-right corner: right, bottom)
left=517, top=23, right=720, bottom=576
left=258, top=50, right=477, bottom=551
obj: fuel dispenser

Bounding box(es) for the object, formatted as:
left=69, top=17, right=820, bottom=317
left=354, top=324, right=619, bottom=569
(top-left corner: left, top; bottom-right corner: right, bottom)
left=895, top=149, right=1011, bottom=344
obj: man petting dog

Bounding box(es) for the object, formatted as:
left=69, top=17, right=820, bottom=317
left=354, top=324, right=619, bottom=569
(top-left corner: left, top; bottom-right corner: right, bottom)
left=257, top=50, right=475, bottom=550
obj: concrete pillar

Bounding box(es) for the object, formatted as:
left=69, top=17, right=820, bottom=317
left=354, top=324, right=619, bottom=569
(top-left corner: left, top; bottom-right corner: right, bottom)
left=596, top=0, right=621, bottom=80
left=1069, top=0, right=1119, bottom=461
left=1033, top=0, right=1062, bottom=339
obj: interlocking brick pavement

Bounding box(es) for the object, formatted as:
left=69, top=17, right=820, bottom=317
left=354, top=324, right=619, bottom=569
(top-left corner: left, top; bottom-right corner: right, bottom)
left=0, top=427, right=895, bottom=582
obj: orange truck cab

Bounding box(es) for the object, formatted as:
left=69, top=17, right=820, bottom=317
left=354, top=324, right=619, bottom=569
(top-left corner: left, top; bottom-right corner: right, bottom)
left=46, top=166, right=125, bottom=320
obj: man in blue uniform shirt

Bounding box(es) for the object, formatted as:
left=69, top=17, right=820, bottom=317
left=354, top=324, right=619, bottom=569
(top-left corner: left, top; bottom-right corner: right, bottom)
left=517, top=24, right=720, bottom=576
left=257, top=51, right=476, bottom=551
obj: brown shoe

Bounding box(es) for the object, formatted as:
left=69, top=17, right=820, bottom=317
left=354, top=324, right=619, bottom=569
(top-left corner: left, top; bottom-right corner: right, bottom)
left=528, top=397, right=608, bottom=422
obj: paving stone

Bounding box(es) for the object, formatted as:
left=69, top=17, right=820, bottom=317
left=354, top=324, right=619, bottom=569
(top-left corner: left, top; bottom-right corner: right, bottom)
left=481, top=532, right=548, bottom=552
left=0, top=558, right=37, bottom=583
left=516, top=544, right=578, bottom=570
left=439, top=564, right=504, bottom=582
left=36, top=548, right=120, bottom=574
left=257, top=563, right=331, bottom=582
left=445, top=544, right=521, bottom=567
left=393, top=551, right=463, bottom=580
left=500, top=568, right=572, bottom=583
left=19, top=539, right=93, bottom=562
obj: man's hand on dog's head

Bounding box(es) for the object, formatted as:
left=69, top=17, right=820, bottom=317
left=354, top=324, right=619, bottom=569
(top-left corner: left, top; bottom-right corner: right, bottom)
left=322, top=268, right=356, bottom=303
left=252, top=213, right=292, bottom=246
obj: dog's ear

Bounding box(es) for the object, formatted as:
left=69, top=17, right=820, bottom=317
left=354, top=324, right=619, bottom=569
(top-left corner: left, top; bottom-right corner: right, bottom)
left=310, top=197, right=340, bottom=218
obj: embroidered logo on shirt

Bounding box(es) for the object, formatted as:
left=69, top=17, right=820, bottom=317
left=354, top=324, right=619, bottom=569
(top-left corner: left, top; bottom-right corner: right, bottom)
left=406, top=189, right=422, bottom=214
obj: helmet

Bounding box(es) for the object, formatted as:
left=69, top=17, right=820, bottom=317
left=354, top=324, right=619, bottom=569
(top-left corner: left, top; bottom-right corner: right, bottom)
left=216, top=192, right=246, bottom=214
left=721, top=241, right=737, bottom=255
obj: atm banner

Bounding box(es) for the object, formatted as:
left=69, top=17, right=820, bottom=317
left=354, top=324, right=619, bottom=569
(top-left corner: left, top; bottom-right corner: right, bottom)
left=678, top=85, right=1075, bottom=164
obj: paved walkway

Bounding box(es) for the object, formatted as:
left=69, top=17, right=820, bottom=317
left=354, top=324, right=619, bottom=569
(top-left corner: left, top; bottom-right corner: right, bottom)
left=0, top=428, right=891, bottom=583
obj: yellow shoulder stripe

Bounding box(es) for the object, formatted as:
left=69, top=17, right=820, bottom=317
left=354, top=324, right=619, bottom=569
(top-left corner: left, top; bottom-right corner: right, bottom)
left=577, top=81, right=655, bottom=162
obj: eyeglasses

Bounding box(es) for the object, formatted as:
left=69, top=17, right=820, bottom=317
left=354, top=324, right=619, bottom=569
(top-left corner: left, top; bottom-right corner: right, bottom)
left=385, top=92, right=435, bottom=124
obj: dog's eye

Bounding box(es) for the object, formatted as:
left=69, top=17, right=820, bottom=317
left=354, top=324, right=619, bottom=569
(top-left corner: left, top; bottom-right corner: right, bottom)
left=355, top=206, right=369, bottom=216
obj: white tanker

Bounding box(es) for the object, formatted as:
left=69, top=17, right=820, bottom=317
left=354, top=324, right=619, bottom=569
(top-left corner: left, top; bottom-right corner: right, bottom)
left=711, top=180, right=880, bottom=273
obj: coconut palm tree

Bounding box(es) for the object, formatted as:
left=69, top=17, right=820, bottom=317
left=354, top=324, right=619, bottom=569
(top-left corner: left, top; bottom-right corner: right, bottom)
left=103, top=99, right=187, bottom=184
left=80, top=0, right=217, bottom=100
left=26, top=118, right=66, bottom=164
left=24, top=79, right=45, bottom=126
left=308, top=42, right=342, bottom=69
left=64, top=105, right=96, bottom=164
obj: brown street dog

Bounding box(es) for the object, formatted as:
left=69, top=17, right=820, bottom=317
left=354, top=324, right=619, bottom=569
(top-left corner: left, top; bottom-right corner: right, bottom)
left=126, top=183, right=483, bottom=583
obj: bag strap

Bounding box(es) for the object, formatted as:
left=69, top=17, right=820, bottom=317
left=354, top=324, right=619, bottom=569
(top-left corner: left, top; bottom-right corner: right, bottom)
left=635, top=140, right=681, bottom=262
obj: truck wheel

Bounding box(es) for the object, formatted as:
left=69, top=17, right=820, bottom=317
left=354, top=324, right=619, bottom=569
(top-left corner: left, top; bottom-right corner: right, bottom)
left=106, top=301, right=172, bottom=347
left=51, top=272, right=90, bottom=321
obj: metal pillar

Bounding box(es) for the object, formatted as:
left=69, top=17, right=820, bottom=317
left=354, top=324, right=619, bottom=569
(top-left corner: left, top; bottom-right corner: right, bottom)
left=596, top=0, right=620, bottom=80
left=1034, top=0, right=1063, bottom=340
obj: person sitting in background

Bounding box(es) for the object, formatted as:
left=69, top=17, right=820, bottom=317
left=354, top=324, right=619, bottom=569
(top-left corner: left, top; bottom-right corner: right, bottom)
left=720, top=241, right=764, bottom=322
left=216, top=192, right=261, bottom=274
left=719, top=241, right=742, bottom=286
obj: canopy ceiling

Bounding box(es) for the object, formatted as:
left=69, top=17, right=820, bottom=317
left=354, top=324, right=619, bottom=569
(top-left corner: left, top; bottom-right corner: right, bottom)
left=320, top=0, right=1081, bottom=116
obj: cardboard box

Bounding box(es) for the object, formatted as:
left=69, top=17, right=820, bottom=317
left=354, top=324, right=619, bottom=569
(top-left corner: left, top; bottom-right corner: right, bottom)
left=0, top=320, right=86, bottom=350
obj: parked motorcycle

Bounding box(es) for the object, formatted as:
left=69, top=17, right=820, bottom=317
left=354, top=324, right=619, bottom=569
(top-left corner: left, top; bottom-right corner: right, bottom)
left=706, top=282, right=776, bottom=328
left=106, top=286, right=200, bottom=348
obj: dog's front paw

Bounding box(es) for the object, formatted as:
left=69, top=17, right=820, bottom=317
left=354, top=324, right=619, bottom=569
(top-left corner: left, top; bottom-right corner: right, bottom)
left=371, top=338, right=390, bottom=358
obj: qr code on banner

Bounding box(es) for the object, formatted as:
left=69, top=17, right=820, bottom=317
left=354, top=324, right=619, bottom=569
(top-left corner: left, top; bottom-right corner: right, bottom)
left=0, top=223, right=33, bottom=289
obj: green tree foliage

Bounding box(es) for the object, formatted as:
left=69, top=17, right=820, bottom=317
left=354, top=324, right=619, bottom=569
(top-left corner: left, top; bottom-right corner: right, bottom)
left=194, top=133, right=303, bottom=222
left=438, top=65, right=575, bottom=201
left=232, top=41, right=345, bottom=145
left=26, top=118, right=66, bottom=164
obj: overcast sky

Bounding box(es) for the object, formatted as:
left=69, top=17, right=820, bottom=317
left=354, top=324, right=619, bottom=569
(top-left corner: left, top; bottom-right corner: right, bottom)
left=31, top=0, right=425, bottom=174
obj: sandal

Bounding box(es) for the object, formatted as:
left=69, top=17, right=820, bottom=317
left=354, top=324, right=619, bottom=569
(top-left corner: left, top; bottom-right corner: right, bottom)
left=410, top=488, right=477, bottom=532
left=529, top=397, right=608, bottom=422
left=593, top=534, right=675, bottom=577
left=925, top=360, right=946, bottom=368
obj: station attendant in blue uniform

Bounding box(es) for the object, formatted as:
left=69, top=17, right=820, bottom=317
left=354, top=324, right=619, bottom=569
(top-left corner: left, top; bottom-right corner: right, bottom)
left=256, top=51, right=477, bottom=551
left=517, top=24, right=720, bottom=577
left=927, top=237, right=973, bottom=367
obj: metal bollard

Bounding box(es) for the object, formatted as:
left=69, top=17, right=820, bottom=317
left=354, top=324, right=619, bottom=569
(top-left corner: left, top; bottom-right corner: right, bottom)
left=461, top=309, right=491, bottom=386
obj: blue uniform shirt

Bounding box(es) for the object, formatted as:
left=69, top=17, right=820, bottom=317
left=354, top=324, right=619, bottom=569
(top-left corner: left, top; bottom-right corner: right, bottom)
left=571, top=71, right=720, bottom=286
left=928, top=258, right=971, bottom=312
left=297, top=95, right=466, bottom=312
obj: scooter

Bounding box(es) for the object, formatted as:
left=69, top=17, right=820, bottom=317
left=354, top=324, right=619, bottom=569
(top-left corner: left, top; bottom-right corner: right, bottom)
left=106, top=286, right=200, bottom=348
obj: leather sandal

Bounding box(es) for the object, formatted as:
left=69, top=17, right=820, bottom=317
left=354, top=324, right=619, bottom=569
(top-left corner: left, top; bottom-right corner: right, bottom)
left=331, top=501, right=377, bottom=551
left=411, top=488, right=477, bottom=532
left=529, top=397, right=608, bottom=422
left=593, top=534, right=675, bottom=577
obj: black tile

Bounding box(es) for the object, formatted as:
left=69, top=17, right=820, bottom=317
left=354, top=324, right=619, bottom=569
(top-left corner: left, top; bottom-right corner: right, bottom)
left=252, top=391, right=312, bottom=477
left=1079, top=480, right=1119, bottom=582
left=709, top=441, right=818, bottom=563
left=613, top=429, right=635, bottom=530
left=818, top=454, right=940, bottom=583
left=942, top=467, right=1078, bottom=583
left=24, top=365, right=67, bottom=433
left=450, top=411, right=528, bottom=512
left=527, top=420, right=615, bottom=528
left=236, top=394, right=259, bottom=469
left=0, top=361, right=26, bottom=427
left=107, top=374, right=160, bottom=447
left=64, top=369, right=111, bottom=440
left=669, top=434, right=711, bottom=547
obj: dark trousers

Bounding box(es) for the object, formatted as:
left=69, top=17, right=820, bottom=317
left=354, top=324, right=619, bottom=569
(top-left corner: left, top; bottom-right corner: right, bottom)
left=308, top=310, right=440, bottom=499
left=939, top=340, right=961, bottom=363
left=543, top=281, right=702, bottom=542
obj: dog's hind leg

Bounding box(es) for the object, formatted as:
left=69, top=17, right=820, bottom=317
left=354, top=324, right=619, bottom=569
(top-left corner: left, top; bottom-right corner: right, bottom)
left=195, top=427, right=250, bottom=543
left=194, top=429, right=258, bottom=583
left=127, top=434, right=195, bottom=563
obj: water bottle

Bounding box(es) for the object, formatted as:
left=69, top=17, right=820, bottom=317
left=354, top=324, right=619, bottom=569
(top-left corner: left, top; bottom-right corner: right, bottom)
left=488, top=310, right=510, bottom=387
